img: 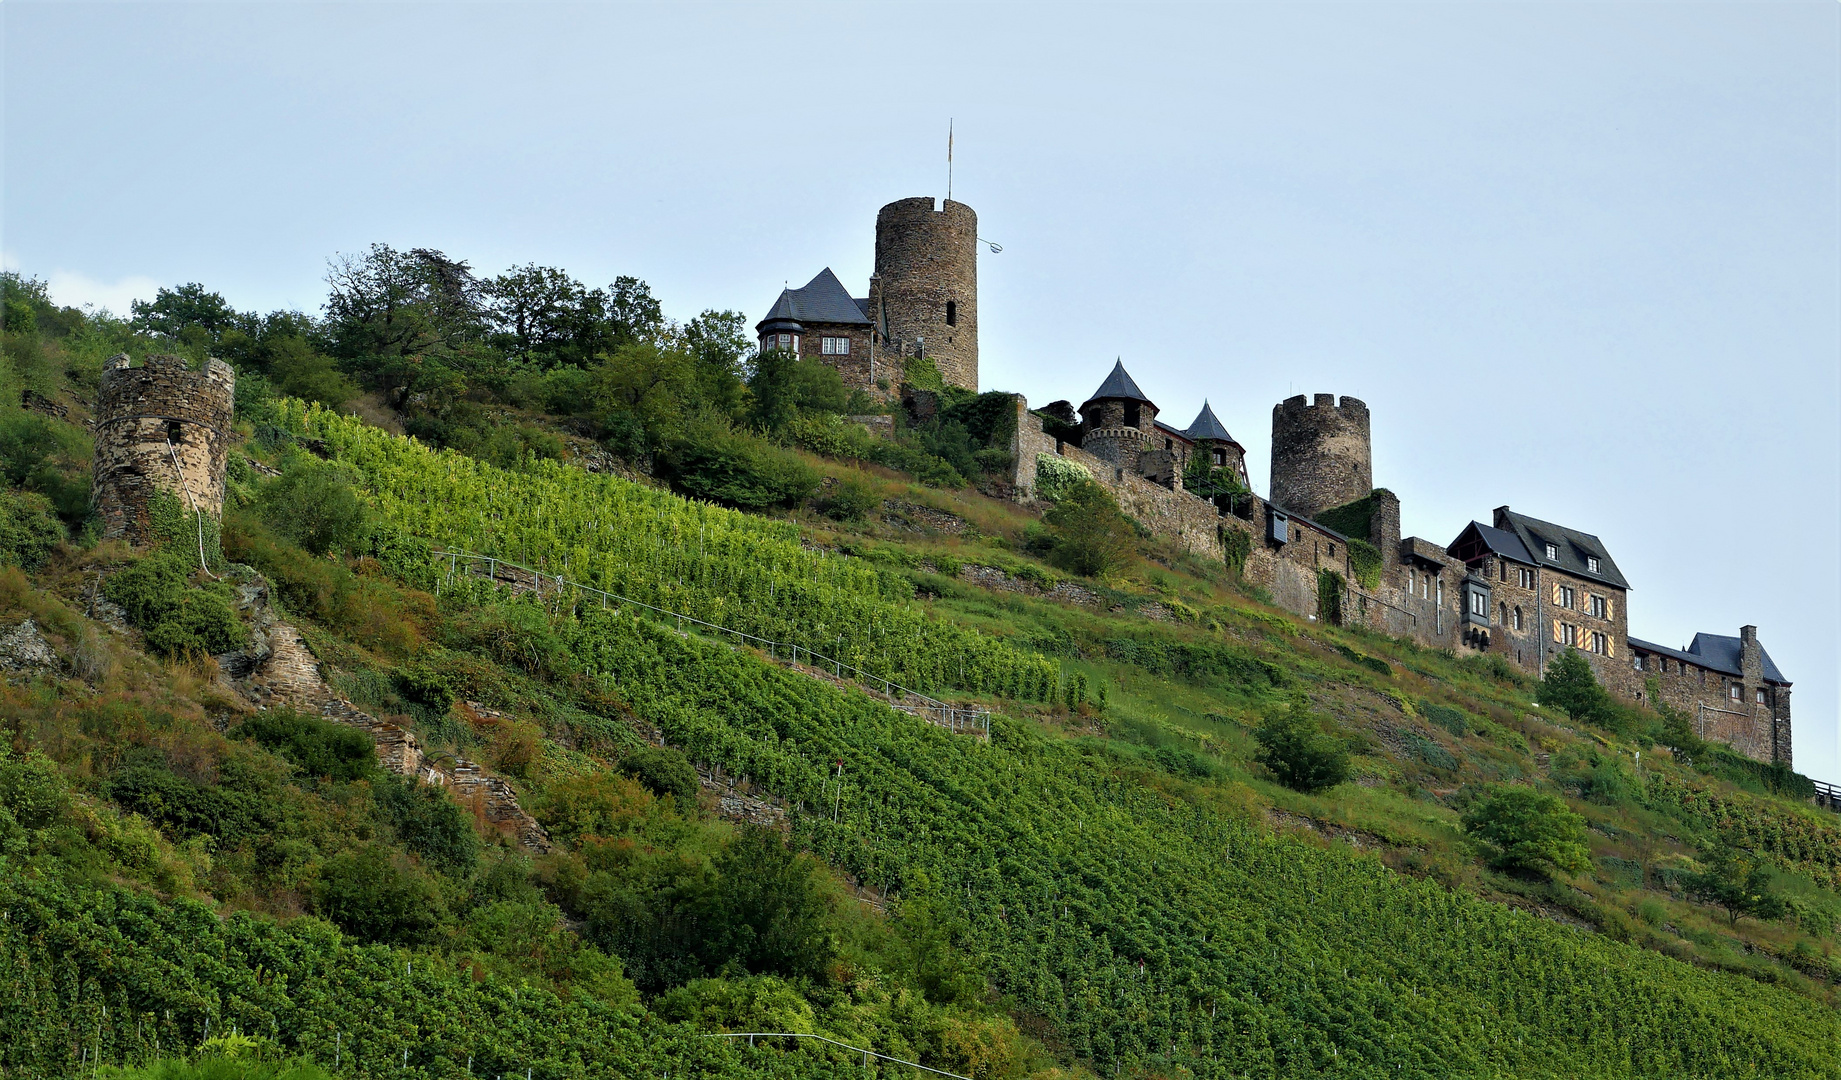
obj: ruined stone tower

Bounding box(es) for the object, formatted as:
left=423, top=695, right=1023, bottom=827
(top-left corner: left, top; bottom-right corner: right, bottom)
left=92, top=353, right=235, bottom=545
left=868, top=197, right=978, bottom=392
left=1269, top=394, right=1371, bottom=520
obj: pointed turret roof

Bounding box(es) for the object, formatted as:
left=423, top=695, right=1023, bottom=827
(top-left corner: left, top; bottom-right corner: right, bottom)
left=1182, top=400, right=1238, bottom=444
left=757, top=268, right=871, bottom=331
left=1082, top=359, right=1154, bottom=408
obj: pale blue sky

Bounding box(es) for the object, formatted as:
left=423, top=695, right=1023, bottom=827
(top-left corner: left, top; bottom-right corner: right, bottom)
left=6, top=2, right=1837, bottom=781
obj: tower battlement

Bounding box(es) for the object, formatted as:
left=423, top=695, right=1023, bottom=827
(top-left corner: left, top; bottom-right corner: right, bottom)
left=1270, top=393, right=1372, bottom=519
left=869, top=197, right=979, bottom=391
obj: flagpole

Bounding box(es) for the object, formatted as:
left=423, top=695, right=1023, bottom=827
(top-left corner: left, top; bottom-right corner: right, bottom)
left=947, top=119, right=954, bottom=203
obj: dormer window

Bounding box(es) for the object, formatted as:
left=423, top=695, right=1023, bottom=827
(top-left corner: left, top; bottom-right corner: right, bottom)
left=1544, top=542, right=1558, bottom=560
left=1586, top=556, right=1599, bottom=574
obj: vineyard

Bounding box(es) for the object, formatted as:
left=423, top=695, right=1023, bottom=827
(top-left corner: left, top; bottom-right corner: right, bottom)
left=279, top=402, right=1059, bottom=704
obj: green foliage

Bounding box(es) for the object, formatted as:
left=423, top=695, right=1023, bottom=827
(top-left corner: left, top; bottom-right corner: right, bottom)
left=1334, top=642, right=1392, bottom=677
left=1315, top=568, right=1344, bottom=624
left=1040, top=480, right=1135, bottom=578
left=1031, top=453, right=1091, bottom=502
left=235, top=710, right=379, bottom=783
left=0, top=489, right=65, bottom=569
left=100, top=758, right=279, bottom=843
left=655, top=424, right=820, bottom=510
left=103, top=552, right=247, bottom=658
left=257, top=458, right=371, bottom=556
left=901, top=355, right=947, bottom=393
left=1219, top=525, right=1251, bottom=576
left=1540, top=650, right=1624, bottom=731
left=815, top=478, right=879, bottom=522
left=1346, top=538, right=1383, bottom=590
left=1462, top=786, right=1591, bottom=878
left=748, top=350, right=848, bottom=433
left=1181, top=453, right=1246, bottom=502
left=314, top=844, right=443, bottom=945
left=374, top=777, right=480, bottom=876
left=1682, top=844, right=1789, bottom=927
left=1313, top=490, right=1389, bottom=543
left=0, top=407, right=92, bottom=529
left=1254, top=701, right=1352, bottom=793
left=100, top=1058, right=337, bottom=1080
left=620, top=746, right=699, bottom=802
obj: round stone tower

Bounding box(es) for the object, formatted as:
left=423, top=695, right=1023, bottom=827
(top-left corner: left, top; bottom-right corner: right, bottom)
left=1269, top=393, right=1372, bottom=519
left=92, top=353, right=236, bottom=545
left=869, top=196, right=978, bottom=391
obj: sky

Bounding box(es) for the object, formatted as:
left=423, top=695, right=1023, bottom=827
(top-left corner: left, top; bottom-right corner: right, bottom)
left=5, top=2, right=1838, bottom=781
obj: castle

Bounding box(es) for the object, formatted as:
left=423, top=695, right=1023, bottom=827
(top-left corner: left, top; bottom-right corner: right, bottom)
left=767, top=197, right=1796, bottom=770
left=91, top=353, right=237, bottom=545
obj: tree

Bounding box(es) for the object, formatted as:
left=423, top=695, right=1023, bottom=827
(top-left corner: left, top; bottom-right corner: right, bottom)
left=321, top=244, right=486, bottom=395
left=1682, top=844, right=1787, bottom=926
left=1254, top=702, right=1352, bottom=793
left=484, top=264, right=589, bottom=367
left=1539, top=651, right=1617, bottom=727
left=592, top=341, right=697, bottom=452
left=746, top=348, right=847, bottom=434
left=701, top=827, right=837, bottom=982
left=679, top=309, right=751, bottom=419
left=130, top=283, right=240, bottom=344
left=1461, top=786, right=1591, bottom=878
left=1040, top=479, right=1136, bottom=578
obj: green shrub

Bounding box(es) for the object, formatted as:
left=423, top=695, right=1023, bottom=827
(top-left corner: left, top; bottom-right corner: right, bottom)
left=236, top=710, right=378, bottom=783
left=1421, top=701, right=1472, bottom=737
left=1462, top=786, right=1590, bottom=878
left=103, top=553, right=247, bottom=658
left=1041, top=479, right=1135, bottom=578
left=1254, top=702, right=1352, bottom=793
left=101, top=759, right=278, bottom=843
left=0, top=489, right=64, bottom=569
left=314, top=844, right=443, bottom=944
left=815, top=478, right=879, bottom=522
left=1316, top=568, right=1345, bottom=624
left=99, top=1057, right=337, bottom=1080
left=374, top=776, right=479, bottom=875
left=620, top=746, right=700, bottom=802
left=257, top=458, right=370, bottom=556
left=1033, top=453, right=1092, bottom=502
left=655, top=426, right=819, bottom=510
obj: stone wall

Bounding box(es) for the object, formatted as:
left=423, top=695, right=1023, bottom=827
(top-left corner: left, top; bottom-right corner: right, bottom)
left=1270, top=394, right=1371, bottom=520
left=1627, top=629, right=1792, bottom=768
left=92, top=353, right=235, bottom=545
left=869, top=197, right=978, bottom=392
left=792, top=322, right=886, bottom=394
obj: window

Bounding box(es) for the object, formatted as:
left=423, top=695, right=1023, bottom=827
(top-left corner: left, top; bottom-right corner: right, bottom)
left=1559, top=585, right=1575, bottom=609
left=1589, top=631, right=1607, bottom=655
left=1498, top=601, right=1507, bottom=624
left=1544, top=542, right=1558, bottom=560
left=1589, top=594, right=1606, bottom=619
left=1328, top=543, right=1337, bottom=558
left=945, top=300, right=957, bottom=326
left=1560, top=622, right=1578, bottom=647
left=1755, top=688, right=1766, bottom=705
left=1164, top=437, right=1173, bottom=450
left=1421, top=574, right=1429, bottom=599
left=820, top=336, right=851, bottom=355
left=1212, top=448, right=1225, bottom=466
left=1633, top=654, right=1645, bottom=672
left=1587, top=556, right=1600, bottom=574
left=165, top=419, right=184, bottom=444
left=1518, top=567, right=1535, bottom=588
left=1470, top=591, right=1488, bottom=617
left=1123, top=402, right=1141, bottom=429
left=1512, top=606, right=1523, bottom=631
left=1729, top=683, right=1742, bottom=701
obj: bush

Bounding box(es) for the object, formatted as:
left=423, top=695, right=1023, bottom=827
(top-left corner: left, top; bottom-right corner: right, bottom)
left=620, top=746, right=699, bottom=802
left=374, top=776, right=479, bottom=875
left=1041, top=479, right=1135, bottom=578
left=1539, top=651, right=1626, bottom=731
left=0, top=489, right=64, bottom=569
left=99, top=1058, right=337, bottom=1080
left=257, top=459, right=370, bottom=556
left=816, top=478, right=879, bottom=522
left=1033, top=453, right=1092, bottom=502
left=1461, top=786, right=1590, bottom=878
left=655, top=426, right=819, bottom=510
left=103, top=553, right=247, bottom=658
left=314, top=844, right=443, bottom=944
left=236, top=710, right=378, bottom=783
left=1682, top=844, right=1788, bottom=926
left=1254, top=703, right=1352, bottom=793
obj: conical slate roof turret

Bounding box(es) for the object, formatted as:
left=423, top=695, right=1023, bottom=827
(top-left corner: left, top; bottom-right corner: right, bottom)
left=1081, top=359, right=1154, bottom=410
left=1183, top=400, right=1240, bottom=446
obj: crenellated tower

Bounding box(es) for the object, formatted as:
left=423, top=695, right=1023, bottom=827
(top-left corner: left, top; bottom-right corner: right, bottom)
left=1269, top=393, right=1371, bottom=519
left=868, top=197, right=979, bottom=391
left=91, top=353, right=236, bottom=545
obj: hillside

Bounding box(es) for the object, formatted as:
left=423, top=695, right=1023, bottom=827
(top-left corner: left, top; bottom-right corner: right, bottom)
left=2, top=272, right=1839, bottom=1079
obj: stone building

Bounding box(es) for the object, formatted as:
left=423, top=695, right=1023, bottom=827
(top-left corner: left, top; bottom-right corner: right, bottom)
left=1628, top=628, right=1793, bottom=768
left=756, top=269, right=880, bottom=388
left=1270, top=394, right=1372, bottom=520
left=91, top=353, right=235, bottom=546
left=761, top=196, right=979, bottom=395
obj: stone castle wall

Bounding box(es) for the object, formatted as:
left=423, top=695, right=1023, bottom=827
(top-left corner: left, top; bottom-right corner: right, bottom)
left=92, top=353, right=235, bottom=545
left=870, top=197, right=978, bottom=392
left=1270, top=394, right=1371, bottom=520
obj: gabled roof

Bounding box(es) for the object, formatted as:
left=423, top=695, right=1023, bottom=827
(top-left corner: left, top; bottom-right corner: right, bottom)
left=1183, top=401, right=1241, bottom=446
left=1150, top=419, right=1193, bottom=443
left=756, top=268, right=872, bottom=331
left=1495, top=507, right=1629, bottom=590
left=1689, top=633, right=1789, bottom=685
left=1082, top=359, right=1154, bottom=408
left=1447, top=520, right=1535, bottom=567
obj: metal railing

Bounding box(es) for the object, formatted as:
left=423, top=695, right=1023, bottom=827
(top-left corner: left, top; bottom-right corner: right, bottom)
left=434, top=550, right=991, bottom=738
left=701, top=1032, right=971, bottom=1080
left=1815, top=779, right=1839, bottom=813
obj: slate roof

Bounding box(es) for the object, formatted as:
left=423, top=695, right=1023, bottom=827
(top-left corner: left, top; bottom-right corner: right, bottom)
left=1626, top=634, right=1790, bottom=685
left=1151, top=419, right=1192, bottom=443
left=1183, top=401, right=1241, bottom=446
left=756, top=268, right=872, bottom=331
left=1496, top=507, right=1630, bottom=590
left=1447, top=521, right=1535, bottom=566
left=1082, top=360, right=1154, bottom=408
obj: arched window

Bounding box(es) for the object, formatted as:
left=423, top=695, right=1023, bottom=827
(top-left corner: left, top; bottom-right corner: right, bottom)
left=1512, top=606, right=1523, bottom=631
left=945, top=300, right=957, bottom=326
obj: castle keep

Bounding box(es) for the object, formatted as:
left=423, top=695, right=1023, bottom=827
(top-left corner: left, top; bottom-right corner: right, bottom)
left=91, top=353, right=235, bottom=545
left=768, top=197, right=1795, bottom=771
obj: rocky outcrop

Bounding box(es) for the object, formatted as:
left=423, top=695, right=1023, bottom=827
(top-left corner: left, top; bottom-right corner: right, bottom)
left=0, top=619, right=58, bottom=674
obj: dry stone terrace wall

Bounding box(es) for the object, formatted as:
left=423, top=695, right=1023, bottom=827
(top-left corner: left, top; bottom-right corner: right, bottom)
left=92, top=353, right=235, bottom=544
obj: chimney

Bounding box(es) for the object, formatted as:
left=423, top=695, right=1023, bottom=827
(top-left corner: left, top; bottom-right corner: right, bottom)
left=1739, top=625, right=1764, bottom=686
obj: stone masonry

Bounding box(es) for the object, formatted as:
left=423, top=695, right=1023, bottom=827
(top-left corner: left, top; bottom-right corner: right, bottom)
left=866, top=197, right=979, bottom=391
left=1270, top=394, right=1372, bottom=521
left=92, top=353, right=235, bottom=545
